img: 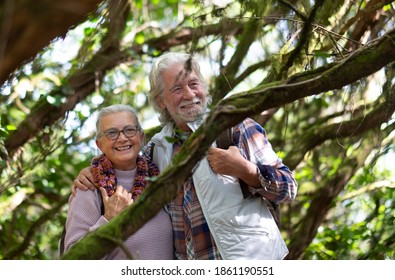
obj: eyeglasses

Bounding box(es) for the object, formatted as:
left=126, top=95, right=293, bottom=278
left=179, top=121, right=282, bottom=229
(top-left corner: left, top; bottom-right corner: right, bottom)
left=98, top=125, right=141, bottom=141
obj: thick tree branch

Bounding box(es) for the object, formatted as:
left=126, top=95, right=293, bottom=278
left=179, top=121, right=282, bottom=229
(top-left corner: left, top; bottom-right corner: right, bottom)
left=0, top=0, right=104, bottom=84
left=144, top=18, right=245, bottom=51
left=199, top=28, right=395, bottom=155
left=61, top=28, right=395, bottom=259
left=61, top=157, right=186, bottom=259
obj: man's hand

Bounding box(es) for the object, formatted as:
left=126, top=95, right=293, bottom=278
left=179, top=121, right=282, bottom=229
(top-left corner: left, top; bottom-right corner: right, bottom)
left=207, top=146, right=260, bottom=188
left=100, top=186, right=133, bottom=221
left=71, top=166, right=96, bottom=195
left=207, top=146, right=246, bottom=176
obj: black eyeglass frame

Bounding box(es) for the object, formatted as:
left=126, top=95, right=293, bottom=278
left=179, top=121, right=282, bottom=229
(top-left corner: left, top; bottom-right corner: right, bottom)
left=97, top=125, right=141, bottom=141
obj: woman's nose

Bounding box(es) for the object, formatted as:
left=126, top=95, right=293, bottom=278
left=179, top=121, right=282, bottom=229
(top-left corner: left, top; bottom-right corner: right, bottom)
left=117, top=131, right=129, bottom=141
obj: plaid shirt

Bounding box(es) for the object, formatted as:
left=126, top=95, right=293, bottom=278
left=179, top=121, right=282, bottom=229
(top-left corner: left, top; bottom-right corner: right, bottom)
left=233, top=118, right=298, bottom=203
left=145, top=117, right=297, bottom=260
left=168, top=140, right=221, bottom=260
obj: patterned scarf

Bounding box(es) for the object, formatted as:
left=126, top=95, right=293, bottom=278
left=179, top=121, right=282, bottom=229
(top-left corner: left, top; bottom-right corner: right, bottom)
left=91, top=154, right=159, bottom=200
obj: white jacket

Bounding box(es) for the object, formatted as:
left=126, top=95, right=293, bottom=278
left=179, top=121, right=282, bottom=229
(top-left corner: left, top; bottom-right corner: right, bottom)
left=150, top=121, right=289, bottom=260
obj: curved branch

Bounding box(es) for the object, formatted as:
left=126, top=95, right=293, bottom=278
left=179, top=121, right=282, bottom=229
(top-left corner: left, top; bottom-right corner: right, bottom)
left=199, top=28, right=395, bottom=156
left=61, top=28, right=395, bottom=259
left=62, top=160, right=183, bottom=259
left=144, top=17, right=245, bottom=51
left=0, top=0, right=104, bottom=84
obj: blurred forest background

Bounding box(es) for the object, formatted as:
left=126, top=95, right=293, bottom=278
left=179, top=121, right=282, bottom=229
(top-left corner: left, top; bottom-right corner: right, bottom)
left=0, top=0, right=394, bottom=260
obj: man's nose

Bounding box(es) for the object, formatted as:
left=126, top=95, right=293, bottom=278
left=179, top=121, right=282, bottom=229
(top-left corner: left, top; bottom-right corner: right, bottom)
left=182, top=86, right=195, bottom=99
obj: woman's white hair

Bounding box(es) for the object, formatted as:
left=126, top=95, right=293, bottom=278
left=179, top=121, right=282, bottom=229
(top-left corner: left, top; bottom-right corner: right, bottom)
left=95, top=104, right=141, bottom=139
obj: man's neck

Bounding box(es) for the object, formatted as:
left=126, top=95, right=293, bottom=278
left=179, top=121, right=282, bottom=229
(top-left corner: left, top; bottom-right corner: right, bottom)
left=176, top=123, right=192, bottom=132
left=172, top=110, right=207, bottom=133
left=174, top=128, right=191, bottom=143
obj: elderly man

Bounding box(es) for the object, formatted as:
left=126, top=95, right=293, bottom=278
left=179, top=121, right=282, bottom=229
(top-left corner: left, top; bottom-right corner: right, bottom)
left=74, top=52, right=297, bottom=260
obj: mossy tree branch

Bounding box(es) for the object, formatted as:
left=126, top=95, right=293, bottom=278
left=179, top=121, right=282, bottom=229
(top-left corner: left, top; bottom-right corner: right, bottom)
left=62, top=28, right=395, bottom=259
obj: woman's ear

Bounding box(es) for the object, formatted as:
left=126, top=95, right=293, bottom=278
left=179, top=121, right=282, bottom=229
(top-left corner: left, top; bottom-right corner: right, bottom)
left=139, top=132, right=145, bottom=145
left=96, top=139, right=103, bottom=151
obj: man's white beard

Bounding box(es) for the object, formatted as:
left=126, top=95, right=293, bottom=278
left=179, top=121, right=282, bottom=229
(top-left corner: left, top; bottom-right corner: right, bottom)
left=186, top=107, right=205, bottom=121
left=176, top=99, right=207, bottom=123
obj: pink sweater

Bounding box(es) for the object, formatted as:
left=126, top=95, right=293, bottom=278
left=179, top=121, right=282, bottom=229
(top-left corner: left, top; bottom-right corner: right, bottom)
left=64, top=168, right=174, bottom=259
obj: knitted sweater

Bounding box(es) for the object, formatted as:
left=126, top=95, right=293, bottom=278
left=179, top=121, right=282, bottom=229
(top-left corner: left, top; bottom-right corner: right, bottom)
left=64, top=168, right=174, bottom=259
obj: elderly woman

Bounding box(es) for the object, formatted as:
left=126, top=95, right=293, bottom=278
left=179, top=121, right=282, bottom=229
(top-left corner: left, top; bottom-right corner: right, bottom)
left=64, top=104, right=174, bottom=259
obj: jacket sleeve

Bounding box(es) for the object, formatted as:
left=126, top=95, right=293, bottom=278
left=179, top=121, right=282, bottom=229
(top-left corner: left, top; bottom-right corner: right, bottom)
left=235, top=118, right=298, bottom=204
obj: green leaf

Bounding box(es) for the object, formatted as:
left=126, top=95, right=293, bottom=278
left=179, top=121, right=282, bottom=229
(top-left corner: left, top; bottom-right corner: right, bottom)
left=6, top=124, right=16, bottom=131
left=0, top=127, right=8, bottom=137
left=313, top=51, right=331, bottom=58
left=135, top=33, right=145, bottom=44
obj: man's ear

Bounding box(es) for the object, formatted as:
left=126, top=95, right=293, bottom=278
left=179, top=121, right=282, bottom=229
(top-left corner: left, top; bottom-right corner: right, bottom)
left=157, top=96, right=166, bottom=110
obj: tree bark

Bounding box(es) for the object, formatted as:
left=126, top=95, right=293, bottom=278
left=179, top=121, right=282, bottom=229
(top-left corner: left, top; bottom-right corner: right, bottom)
left=0, top=0, right=105, bottom=84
